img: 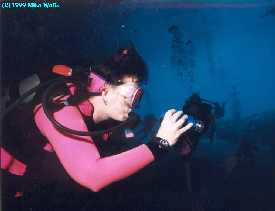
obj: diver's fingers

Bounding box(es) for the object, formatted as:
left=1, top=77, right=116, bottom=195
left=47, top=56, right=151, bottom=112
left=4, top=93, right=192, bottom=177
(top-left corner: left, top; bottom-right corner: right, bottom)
left=163, top=109, right=177, bottom=119
left=171, top=110, right=184, bottom=122
left=175, top=114, right=188, bottom=129
left=178, top=123, right=193, bottom=136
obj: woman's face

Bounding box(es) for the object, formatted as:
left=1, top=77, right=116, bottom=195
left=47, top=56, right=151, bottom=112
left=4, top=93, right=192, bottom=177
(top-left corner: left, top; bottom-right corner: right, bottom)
left=105, top=75, right=140, bottom=121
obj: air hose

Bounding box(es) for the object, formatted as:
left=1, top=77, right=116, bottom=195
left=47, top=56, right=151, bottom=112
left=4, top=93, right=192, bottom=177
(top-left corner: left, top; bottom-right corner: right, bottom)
left=2, top=76, right=138, bottom=137
left=42, top=78, right=138, bottom=136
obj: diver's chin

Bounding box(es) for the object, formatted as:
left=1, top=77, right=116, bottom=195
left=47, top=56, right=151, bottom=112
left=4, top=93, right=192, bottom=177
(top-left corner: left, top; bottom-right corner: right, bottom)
left=121, top=113, right=129, bottom=121
left=113, top=114, right=128, bottom=122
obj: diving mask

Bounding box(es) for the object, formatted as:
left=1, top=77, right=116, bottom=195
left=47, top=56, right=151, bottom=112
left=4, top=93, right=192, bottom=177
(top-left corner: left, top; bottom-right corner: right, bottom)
left=88, top=72, right=143, bottom=108
left=116, top=83, right=143, bottom=108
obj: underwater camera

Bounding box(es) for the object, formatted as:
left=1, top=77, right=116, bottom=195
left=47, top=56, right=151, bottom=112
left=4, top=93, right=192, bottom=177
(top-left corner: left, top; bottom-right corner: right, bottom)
left=175, top=93, right=214, bottom=156
left=185, top=116, right=204, bottom=133
left=182, top=93, right=213, bottom=134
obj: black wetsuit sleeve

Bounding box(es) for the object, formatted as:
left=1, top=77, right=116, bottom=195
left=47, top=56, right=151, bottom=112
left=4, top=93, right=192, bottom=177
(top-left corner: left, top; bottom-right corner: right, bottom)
left=145, top=137, right=170, bottom=160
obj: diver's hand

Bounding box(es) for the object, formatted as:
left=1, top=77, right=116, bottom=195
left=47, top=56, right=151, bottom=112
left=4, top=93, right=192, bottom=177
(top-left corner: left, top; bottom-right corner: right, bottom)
left=156, top=109, right=193, bottom=146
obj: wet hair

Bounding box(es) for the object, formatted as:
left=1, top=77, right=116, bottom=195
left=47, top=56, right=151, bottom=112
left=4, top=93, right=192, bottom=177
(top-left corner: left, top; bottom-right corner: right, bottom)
left=95, top=46, right=148, bottom=85
left=62, top=46, right=148, bottom=106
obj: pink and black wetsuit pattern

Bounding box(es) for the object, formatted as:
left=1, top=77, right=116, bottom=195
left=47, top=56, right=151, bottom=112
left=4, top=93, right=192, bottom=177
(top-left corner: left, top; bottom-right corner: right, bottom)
left=33, top=84, right=156, bottom=191
left=2, top=84, right=163, bottom=210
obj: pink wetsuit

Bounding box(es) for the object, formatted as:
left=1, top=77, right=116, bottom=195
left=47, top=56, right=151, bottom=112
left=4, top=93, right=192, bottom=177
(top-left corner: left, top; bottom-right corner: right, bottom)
left=33, top=98, right=155, bottom=192
left=1, top=147, right=27, bottom=176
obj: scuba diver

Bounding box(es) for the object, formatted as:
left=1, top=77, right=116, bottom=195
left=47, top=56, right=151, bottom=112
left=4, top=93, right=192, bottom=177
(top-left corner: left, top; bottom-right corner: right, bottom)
left=173, top=93, right=219, bottom=210
left=2, top=46, right=193, bottom=210
left=184, top=94, right=226, bottom=144
left=175, top=93, right=219, bottom=157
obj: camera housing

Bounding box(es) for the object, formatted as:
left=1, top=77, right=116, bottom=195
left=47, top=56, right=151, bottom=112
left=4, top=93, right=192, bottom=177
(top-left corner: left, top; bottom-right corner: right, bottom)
left=176, top=93, right=214, bottom=157
left=186, top=116, right=205, bottom=133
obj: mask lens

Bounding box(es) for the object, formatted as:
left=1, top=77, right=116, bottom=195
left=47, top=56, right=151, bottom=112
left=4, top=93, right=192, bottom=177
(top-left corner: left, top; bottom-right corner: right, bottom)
left=118, top=84, right=143, bottom=108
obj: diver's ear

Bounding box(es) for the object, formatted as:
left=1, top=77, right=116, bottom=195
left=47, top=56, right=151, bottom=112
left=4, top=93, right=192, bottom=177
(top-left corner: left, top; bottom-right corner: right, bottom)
left=101, top=83, right=111, bottom=95
left=101, top=83, right=111, bottom=105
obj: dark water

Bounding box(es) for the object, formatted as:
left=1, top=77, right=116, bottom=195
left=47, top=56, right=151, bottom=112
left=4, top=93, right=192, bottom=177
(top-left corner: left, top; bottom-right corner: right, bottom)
left=2, top=2, right=275, bottom=210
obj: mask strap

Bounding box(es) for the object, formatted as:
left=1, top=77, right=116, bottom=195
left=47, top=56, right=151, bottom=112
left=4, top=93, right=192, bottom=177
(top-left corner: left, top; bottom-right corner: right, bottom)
left=87, top=72, right=106, bottom=93
left=131, top=88, right=143, bottom=107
